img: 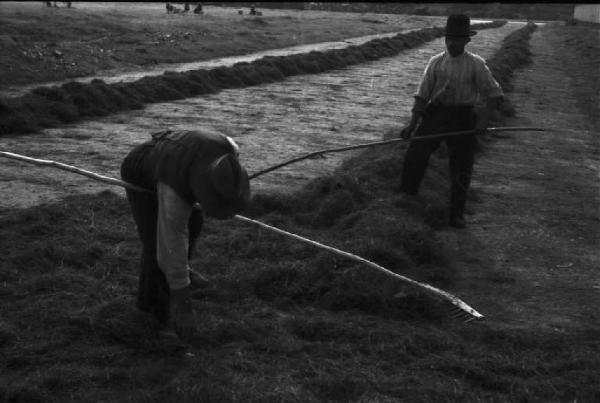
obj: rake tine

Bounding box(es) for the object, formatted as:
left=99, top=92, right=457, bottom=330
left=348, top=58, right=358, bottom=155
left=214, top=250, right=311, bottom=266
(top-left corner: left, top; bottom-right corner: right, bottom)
left=449, top=307, right=480, bottom=323
left=453, top=312, right=470, bottom=320
left=466, top=314, right=486, bottom=324
left=452, top=314, right=468, bottom=321
left=450, top=307, right=466, bottom=317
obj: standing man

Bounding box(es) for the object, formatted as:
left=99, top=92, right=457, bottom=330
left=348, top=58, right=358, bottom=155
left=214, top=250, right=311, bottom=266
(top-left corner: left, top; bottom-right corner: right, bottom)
left=398, top=14, right=504, bottom=228
left=121, top=129, right=250, bottom=341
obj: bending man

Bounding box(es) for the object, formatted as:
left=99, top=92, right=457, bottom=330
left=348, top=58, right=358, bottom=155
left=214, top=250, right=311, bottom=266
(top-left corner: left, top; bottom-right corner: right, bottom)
left=121, top=129, right=250, bottom=340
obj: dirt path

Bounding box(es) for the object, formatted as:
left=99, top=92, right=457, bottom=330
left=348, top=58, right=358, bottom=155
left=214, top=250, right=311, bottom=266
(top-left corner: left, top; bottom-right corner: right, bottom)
left=0, top=23, right=522, bottom=210
left=439, top=23, right=599, bottom=332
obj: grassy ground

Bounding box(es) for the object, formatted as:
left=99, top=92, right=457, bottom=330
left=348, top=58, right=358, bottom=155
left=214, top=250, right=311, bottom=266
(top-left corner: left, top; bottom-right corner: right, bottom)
left=1, top=149, right=597, bottom=401
left=1, top=15, right=599, bottom=401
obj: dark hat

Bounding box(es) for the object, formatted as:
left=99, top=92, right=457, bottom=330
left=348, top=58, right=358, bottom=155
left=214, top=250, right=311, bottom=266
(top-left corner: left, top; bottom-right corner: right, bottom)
left=444, top=14, right=477, bottom=37
left=191, top=153, right=251, bottom=219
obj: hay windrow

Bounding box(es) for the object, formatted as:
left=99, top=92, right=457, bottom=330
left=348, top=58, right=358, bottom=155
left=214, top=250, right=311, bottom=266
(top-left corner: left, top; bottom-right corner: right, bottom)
left=0, top=21, right=506, bottom=136
left=487, top=22, right=537, bottom=116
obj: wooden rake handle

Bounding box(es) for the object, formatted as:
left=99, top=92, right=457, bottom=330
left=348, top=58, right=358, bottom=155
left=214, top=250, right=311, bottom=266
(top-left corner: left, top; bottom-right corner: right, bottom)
left=249, top=126, right=546, bottom=179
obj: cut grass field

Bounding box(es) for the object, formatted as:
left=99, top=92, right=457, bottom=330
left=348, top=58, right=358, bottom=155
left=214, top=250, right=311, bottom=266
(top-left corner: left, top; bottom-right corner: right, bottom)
left=0, top=20, right=506, bottom=136
left=0, top=2, right=444, bottom=89
left=1, top=17, right=599, bottom=401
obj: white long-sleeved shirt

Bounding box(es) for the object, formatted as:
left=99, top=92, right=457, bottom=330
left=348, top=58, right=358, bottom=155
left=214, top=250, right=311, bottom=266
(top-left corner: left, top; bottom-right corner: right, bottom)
left=156, top=181, right=193, bottom=290
left=415, top=50, right=504, bottom=106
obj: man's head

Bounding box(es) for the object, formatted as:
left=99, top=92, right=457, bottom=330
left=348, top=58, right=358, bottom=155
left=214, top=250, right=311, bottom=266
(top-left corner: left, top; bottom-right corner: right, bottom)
left=444, top=14, right=476, bottom=57
left=190, top=153, right=251, bottom=219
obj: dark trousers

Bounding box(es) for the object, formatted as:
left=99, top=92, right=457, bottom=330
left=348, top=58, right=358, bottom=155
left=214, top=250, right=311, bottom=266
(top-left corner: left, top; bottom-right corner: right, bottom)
left=400, top=104, right=477, bottom=218
left=121, top=151, right=203, bottom=324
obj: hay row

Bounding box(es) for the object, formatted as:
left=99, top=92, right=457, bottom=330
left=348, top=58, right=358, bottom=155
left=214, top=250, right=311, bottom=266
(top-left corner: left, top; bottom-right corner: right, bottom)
left=0, top=21, right=506, bottom=136
left=487, top=22, right=538, bottom=116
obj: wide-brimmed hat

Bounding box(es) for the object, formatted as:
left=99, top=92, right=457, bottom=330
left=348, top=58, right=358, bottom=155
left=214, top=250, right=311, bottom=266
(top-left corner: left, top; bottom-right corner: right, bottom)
left=444, top=14, right=477, bottom=37
left=191, top=153, right=251, bottom=219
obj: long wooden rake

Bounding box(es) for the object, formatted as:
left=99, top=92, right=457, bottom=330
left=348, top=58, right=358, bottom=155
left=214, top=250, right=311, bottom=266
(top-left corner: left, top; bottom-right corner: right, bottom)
left=2, top=126, right=543, bottom=323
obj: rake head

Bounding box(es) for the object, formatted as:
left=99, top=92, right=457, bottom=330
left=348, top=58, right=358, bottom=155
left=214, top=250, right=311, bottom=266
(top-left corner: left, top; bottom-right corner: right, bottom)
left=449, top=306, right=485, bottom=324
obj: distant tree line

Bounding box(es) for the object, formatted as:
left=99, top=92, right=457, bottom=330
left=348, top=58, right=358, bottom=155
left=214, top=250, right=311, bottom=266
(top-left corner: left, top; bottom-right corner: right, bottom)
left=202, top=2, right=574, bottom=21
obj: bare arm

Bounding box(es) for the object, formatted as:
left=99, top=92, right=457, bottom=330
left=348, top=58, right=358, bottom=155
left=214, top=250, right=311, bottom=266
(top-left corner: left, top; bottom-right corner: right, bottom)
left=401, top=96, right=428, bottom=139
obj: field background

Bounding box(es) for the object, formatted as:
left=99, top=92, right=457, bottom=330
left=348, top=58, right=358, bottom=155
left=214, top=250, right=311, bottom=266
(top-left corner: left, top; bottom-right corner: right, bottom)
left=210, top=2, right=575, bottom=21
left=0, top=2, right=599, bottom=402
left=0, top=2, right=448, bottom=89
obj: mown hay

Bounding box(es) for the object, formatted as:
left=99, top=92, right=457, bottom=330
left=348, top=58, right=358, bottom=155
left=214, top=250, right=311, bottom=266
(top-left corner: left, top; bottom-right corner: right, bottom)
left=0, top=21, right=506, bottom=136
left=489, top=22, right=537, bottom=117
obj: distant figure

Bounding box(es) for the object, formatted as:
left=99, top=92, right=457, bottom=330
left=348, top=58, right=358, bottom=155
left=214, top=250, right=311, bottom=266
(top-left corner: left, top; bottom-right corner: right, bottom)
left=238, top=10, right=243, bottom=15
left=46, top=1, right=71, bottom=8
left=184, top=2, right=189, bottom=12
left=249, top=6, right=257, bottom=15
left=193, top=3, right=203, bottom=14
left=397, top=15, right=504, bottom=228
